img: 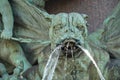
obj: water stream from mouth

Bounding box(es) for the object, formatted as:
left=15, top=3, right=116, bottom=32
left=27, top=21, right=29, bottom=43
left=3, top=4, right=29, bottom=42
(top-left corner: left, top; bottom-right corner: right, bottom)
left=42, top=45, right=62, bottom=80
left=77, top=45, right=105, bottom=80
left=42, top=44, right=105, bottom=80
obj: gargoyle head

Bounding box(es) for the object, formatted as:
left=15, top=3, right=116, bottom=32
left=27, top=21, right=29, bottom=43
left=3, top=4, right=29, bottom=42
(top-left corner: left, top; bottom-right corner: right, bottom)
left=49, top=12, right=88, bottom=57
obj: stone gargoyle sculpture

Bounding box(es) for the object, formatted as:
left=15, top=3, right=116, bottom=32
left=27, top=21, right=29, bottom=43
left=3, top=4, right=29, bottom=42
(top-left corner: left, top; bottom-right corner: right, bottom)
left=0, top=0, right=120, bottom=80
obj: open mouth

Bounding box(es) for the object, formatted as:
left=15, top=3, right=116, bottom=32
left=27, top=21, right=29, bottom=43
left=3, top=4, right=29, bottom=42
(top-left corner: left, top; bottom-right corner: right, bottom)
left=60, top=39, right=82, bottom=58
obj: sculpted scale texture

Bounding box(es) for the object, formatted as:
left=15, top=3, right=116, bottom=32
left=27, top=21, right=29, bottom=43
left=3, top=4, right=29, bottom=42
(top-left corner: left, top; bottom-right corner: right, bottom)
left=0, top=0, right=120, bottom=80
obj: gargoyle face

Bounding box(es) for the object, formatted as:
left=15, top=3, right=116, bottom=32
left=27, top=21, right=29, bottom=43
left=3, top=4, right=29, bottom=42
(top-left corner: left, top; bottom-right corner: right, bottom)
left=49, top=13, right=88, bottom=57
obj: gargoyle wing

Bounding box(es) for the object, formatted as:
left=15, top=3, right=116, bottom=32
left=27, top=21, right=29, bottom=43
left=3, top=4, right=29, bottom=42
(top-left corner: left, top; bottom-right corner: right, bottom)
left=100, top=1, right=120, bottom=59
left=12, top=0, right=51, bottom=42
left=11, top=0, right=52, bottom=63
left=89, top=1, right=120, bottom=59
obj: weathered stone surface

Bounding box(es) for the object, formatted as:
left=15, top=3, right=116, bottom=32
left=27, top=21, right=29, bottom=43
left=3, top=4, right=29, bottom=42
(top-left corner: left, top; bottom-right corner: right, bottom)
left=0, top=0, right=120, bottom=80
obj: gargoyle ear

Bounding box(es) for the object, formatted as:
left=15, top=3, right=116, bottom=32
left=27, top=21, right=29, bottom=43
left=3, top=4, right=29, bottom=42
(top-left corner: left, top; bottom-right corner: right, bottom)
left=81, top=14, right=89, bottom=27
left=81, top=14, right=88, bottom=19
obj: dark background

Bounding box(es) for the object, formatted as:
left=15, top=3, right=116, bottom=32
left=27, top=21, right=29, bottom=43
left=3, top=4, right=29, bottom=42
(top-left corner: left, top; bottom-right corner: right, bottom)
left=45, top=0, right=119, bottom=33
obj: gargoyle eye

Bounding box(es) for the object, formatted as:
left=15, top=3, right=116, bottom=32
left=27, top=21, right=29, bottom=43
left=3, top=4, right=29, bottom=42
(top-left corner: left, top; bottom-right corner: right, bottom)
left=76, top=25, right=87, bottom=36
left=76, top=26, right=85, bottom=31
left=54, top=25, right=63, bottom=31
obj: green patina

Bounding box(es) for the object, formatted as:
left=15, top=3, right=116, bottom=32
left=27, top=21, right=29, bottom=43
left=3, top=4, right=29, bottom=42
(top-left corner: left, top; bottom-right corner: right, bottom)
left=0, top=0, right=120, bottom=80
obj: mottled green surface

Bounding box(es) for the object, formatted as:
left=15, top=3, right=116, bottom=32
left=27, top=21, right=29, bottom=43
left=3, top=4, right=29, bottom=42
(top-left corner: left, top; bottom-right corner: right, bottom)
left=0, top=0, right=120, bottom=80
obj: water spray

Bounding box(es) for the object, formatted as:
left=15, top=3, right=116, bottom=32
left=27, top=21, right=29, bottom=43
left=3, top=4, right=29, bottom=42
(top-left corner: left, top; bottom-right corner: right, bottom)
left=77, top=45, right=105, bottom=80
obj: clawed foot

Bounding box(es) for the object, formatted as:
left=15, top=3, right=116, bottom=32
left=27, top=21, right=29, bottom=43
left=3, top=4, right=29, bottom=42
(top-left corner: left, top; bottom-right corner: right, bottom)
left=1, top=29, right=13, bottom=39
